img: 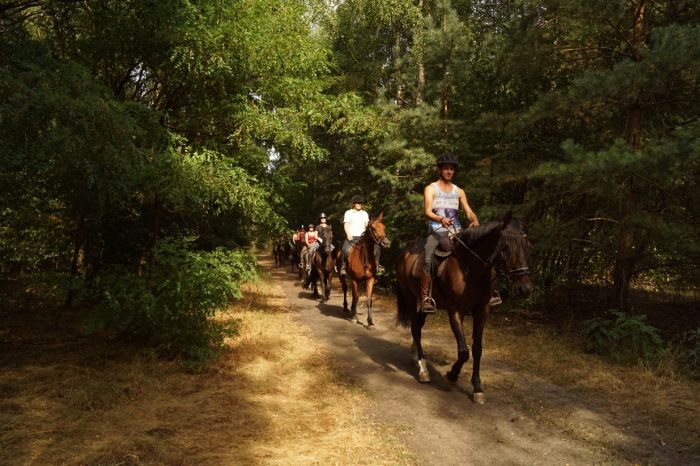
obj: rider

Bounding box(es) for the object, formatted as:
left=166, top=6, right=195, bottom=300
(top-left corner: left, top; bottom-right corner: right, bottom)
left=316, top=213, right=333, bottom=251
left=420, top=152, right=479, bottom=313
left=292, top=225, right=305, bottom=245
left=304, top=223, right=319, bottom=271
left=339, top=194, right=369, bottom=277
left=293, top=225, right=306, bottom=268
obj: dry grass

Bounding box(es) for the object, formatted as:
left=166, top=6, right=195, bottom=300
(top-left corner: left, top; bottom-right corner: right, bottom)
left=0, top=276, right=413, bottom=465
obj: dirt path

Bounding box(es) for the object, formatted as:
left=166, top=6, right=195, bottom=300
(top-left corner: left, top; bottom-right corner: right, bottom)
left=268, top=259, right=617, bottom=466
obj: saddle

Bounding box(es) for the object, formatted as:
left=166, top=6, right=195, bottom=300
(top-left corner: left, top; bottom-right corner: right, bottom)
left=409, top=236, right=454, bottom=279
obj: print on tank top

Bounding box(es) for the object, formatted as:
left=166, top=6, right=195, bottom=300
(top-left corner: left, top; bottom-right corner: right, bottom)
left=428, top=183, right=461, bottom=232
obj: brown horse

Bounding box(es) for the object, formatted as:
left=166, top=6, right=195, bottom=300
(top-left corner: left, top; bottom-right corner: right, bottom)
left=273, top=239, right=289, bottom=268
left=304, top=225, right=335, bottom=302
left=335, top=213, right=390, bottom=327
left=291, top=240, right=304, bottom=278
left=395, top=212, right=533, bottom=403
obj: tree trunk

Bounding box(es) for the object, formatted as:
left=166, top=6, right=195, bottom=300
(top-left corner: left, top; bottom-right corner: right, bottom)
left=64, top=217, right=86, bottom=309
left=415, top=0, right=425, bottom=105
left=394, top=31, right=403, bottom=107
left=611, top=1, right=646, bottom=310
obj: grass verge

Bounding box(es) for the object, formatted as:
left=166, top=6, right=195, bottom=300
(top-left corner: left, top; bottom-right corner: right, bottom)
left=0, top=274, right=413, bottom=465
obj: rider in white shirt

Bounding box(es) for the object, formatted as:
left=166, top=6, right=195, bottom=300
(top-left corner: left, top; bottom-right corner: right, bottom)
left=339, top=194, right=369, bottom=276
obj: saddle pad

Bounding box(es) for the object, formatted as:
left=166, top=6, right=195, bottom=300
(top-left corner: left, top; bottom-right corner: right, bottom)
left=409, top=240, right=449, bottom=279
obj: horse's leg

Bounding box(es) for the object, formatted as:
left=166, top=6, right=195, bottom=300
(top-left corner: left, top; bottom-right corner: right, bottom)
left=349, top=279, right=360, bottom=322
left=410, top=312, right=430, bottom=382
left=340, top=276, right=349, bottom=313
left=324, top=257, right=333, bottom=301
left=365, top=277, right=375, bottom=327
left=312, top=264, right=320, bottom=298
left=446, top=310, right=470, bottom=387
left=322, top=267, right=331, bottom=303
left=470, top=307, right=489, bottom=403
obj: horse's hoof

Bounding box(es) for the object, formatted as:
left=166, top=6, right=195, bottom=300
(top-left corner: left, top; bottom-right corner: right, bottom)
left=445, top=376, right=457, bottom=389
left=472, top=392, right=486, bottom=404
left=367, top=321, right=374, bottom=328
left=418, top=372, right=431, bottom=383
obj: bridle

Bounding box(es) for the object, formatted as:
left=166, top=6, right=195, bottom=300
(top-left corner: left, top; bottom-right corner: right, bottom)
left=450, top=225, right=531, bottom=280
left=495, top=232, right=531, bottom=280
left=366, top=220, right=388, bottom=247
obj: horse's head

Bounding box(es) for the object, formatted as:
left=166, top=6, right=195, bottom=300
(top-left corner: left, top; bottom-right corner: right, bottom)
left=497, top=217, right=533, bottom=298
left=320, top=225, right=333, bottom=253
left=368, top=212, right=390, bottom=248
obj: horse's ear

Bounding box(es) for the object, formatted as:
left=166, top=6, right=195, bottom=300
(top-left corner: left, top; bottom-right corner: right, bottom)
left=377, top=212, right=384, bottom=222
left=500, top=211, right=513, bottom=230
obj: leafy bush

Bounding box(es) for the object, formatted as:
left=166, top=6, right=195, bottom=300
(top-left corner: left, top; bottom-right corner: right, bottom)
left=584, top=309, right=668, bottom=365
left=85, top=238, right=257, bottom=361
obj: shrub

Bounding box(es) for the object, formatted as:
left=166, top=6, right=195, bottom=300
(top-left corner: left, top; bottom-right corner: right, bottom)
left=584, top=309, right=668, bottom=365
left=85, top=238, right=257, bottom=361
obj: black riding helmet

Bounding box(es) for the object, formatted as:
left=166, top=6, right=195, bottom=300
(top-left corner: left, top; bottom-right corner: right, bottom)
left=350, top=194, right=364, bottom=204
left=436, top=152, right=459, bottom=168
left=319, top=212, right=327, bottom=220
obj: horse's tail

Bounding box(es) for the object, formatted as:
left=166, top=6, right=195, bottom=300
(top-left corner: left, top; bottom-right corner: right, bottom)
left=395, top=252, right=417, bottom=328
left=395, top=281, right=415, bottom=328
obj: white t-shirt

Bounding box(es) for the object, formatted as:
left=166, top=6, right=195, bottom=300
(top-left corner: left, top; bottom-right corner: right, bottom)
left=343, top=209, right=369, bottom=238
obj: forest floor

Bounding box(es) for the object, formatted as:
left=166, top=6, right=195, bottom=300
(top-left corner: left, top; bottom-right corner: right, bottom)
left=1, top=255, right=698, bottom=465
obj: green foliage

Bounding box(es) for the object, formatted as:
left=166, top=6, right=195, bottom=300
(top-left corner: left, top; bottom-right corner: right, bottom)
left=584, top=310, right=668, bottom=365
left=85, top=239, right=257, bottom=361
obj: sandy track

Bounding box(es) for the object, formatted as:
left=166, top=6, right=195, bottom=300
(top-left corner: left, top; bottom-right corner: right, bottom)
left=268, top=258, right=615, bottom=466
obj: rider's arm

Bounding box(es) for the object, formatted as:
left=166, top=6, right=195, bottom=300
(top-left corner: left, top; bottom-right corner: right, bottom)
left=423, top=184, right=451, bottom=228
left=458, top=188, right=479, bottom=227
left=305, top=232, right=311, bottom=246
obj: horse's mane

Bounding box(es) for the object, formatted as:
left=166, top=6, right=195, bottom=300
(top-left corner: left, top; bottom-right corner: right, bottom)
left=458, top=221, right=502, bottom=245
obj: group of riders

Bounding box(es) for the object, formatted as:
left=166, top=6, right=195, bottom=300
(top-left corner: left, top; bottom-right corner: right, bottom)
left=278, top=152, right=500, bottom=312
left=289, top=193, right=376, bottom=278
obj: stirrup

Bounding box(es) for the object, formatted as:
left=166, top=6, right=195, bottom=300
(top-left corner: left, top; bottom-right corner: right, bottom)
left=420, top=297, right=436, bottom=314
left=376, top=264, right=385, bottom=276
left=489, top=291, right=502, bottom=307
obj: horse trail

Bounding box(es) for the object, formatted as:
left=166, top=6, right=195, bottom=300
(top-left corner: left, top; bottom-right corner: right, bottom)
left=267, top=256, right=682, bottom=465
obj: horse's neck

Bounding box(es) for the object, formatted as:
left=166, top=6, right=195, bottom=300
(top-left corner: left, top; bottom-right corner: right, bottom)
left=353, top=232, right=374, bottom=264
left=457, top=234, right=501, bottom=272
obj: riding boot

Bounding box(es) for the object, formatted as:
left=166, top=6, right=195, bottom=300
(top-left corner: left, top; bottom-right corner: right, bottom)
left=339, top=251, right=346, bottom=277
left=419, top=272, right=436, bottom=313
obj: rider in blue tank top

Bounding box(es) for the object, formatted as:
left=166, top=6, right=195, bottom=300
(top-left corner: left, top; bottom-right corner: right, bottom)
left=420, top=153, right=480, bottom=313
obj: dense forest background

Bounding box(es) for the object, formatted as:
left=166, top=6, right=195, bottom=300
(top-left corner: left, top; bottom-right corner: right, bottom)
left=1, top=0, right=698, bottom=365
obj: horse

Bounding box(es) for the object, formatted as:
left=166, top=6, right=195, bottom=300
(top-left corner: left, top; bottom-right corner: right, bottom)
left=291, top=240, right=304, bottom=278
left=335, top=213, right=390, bottom=327
left=273, top=239, right=288, bottom=268
left=395, top=212, right=533, bottom=403
left=304, top=225, right=335, bottom=302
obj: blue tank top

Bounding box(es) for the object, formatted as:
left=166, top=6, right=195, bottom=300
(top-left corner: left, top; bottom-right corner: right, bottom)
left=428, top=183, right=461, bottom=232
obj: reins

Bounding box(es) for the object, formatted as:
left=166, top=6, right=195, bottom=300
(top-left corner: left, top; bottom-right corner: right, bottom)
left=351, top=221, right=386, bottom=269
left=449, top=225, right=492, bottom=270
left=449, top=226, right=531, bottom=280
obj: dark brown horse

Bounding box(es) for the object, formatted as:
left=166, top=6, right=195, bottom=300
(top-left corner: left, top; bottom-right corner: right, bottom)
left=273, top=239, right=289, bottom=268
left=304, top=225, right=335, bottom=302
left=335, top=213, right=390, bottom=327
left=291, top=240, right=304, bottom=279
left=395, top=213, right=533, bottom=403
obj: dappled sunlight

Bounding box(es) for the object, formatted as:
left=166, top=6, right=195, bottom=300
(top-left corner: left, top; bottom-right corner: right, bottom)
left=0, top=266, right=412, bottom=465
